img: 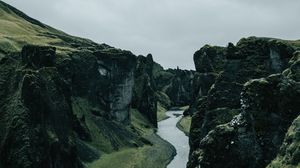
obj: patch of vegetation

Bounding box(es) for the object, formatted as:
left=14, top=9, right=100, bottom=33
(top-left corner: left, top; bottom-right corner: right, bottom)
left=0, top=2, right=103, bottom=55
left=87, top=108, right=176, bottom=168
left=267, top=116, right=300, bottom=168
left=88, top=147, right=146, bottom=168
left=72, top=97, right=114, bottom=153
left=179, top=105, right=190, bottom=111
left=176, top=116, right=191, bottom=136
left=157, top=102, right=169, bottom=122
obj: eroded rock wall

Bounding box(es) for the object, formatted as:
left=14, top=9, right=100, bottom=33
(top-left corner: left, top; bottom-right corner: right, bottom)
left=132, top=54, right=158, bottom=127
left=188, top=37, right=299, bottom=168
left=0, top=45, right=141, bottom=167
left=0, top=46, right=81, bottom=168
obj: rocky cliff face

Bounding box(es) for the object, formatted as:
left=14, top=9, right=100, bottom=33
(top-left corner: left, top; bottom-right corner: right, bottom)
left=132, top=54, right=196, bottom=126
left=154, top=68, right=195, bottom=107
left=188, top=37, right=300, bottom=168
left=184, top=45, right=226, bottom=115
left=162, top=69, right=195, bottom=106
left=0, top=44, right=144, bottom=167
left=132, top=54, right=158, bottom=127
left=0, top=46, right=81, bottom=168
left=0, top=2, right=161, bottom=167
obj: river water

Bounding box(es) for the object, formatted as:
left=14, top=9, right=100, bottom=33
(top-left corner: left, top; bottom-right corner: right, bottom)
left=157, top=110, right=189, bottom=168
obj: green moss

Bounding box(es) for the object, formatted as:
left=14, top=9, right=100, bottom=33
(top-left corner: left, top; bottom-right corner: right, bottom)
left=87, top=108, right=176, bottom=168
left=88, top=142, right=174, bottom=168
left=88, top=147, right=145, bottom=168
left=155, top=91, right=171, bottom=110
left=71, top=97, right=114, bottom=153
left=157, top=102, right=169, bottom=122
left=0, top=38, right=18, bottom=53
left=267, top=116, right=300, bottom=168
left=0, top=2, right=100, bottom=55
left=130, top=108, right=153, bottom=135
left=176, top=116, right=191, bottom=136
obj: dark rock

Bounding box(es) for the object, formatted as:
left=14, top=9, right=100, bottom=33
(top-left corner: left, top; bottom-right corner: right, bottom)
left=0, top=58, right=82, bottom=168
left=286, top=51, right=300, bottom=81
left=132, top=54, right=195, bottom=127
left=76, top=139, right=100, bottom=163
left=0, top=44, right=142, bottom=167
left=188, top=37, right=298, bottom=168
left=184, top=72, right=217, bottom=115
left=21, top=45, right=56, bottom=69
left=132, top=55, right=158, bottom=127
left=155, top=91, right=171, bottom=109
left=68, top=48, right=136, bottom=124
left=73, top=115, right=92, bottom=142
left=190, top=74, right=300, bottom=168
left=164, top=68, right=195, bottom=106
left=194, top=45, right=226, bottom=73
left=267, top=115, right=300, bottom=168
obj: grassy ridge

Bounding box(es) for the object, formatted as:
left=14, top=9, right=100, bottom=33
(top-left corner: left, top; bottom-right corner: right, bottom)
left=0, top=1, right=103, bottom=55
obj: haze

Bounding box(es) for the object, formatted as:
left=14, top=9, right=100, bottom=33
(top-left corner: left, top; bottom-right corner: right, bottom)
left=3, top=0, right=300, bottom=69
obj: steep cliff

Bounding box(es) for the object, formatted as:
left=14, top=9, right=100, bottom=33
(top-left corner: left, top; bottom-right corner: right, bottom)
left=132, top=53, right=195, bottom=125
left=0, top=43, right=146, bottom=167
left=0, top=1, right=176, bottom=168
left=188, top=37, right=300, bottom=168
left=0, top=46, right=82, bottom=168
left=184, top=45, right=226, bottom=115
left=153, top=68, right=195, bottom=107
left=161, top=68, right=195, bottom=106
left=132, top=54, right=158, bottom=127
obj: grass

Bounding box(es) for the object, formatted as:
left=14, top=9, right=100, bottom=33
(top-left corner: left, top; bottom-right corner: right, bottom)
left=71, top=97, right=114, bottom=153
left=88, top=147, right=145, bottom=168
left=130, top=108, right=153, bottom=135
left=157, top=102, right=169, bottom=122
left=0, top=2, right=91, bottom=54
left=267, top=116, right=300, bottom=168
left=281, top=39, right=300, bottom=50
left=0, top=10, right=67, bottom=52
left=88, top=138, right=175, bottom=168
left=71, top=99, right=176, bottom=168
left=176, top=116, right=191, bottom=136
left=87, top=108, right=176, bottom=168
left=0, top=3, right=177, bottom=167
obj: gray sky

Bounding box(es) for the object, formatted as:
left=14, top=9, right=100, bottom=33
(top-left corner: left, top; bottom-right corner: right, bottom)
left=3, top=0, right=300, bottom=70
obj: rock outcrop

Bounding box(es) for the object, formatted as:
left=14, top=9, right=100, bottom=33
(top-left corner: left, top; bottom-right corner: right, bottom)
left=0, top=46, right=82, bottom=168
left=188, top=37, right=300, bottom=168
left=154, top=68, right=195, bottom=107
left=184, top=45, right=226, bottom=115
left=132, top=54, right=158, bottom=127
left=0, top=43, right=145, bottom=167
left=162, top=68, right=195, bottom=106
left=132, top=54, right=196, bottom=126
left=267, top=115, right=300, bottom=168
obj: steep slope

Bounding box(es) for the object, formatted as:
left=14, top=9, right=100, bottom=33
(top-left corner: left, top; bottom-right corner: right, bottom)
left=133, top=53, right=195, bottom=124
left=156, top=68, right=195, bottom=107
left=0, top=1, right=176, bottom=168
left=188, top=37, right=300, bottom=168
left=0, top=1, right=101, bottom=54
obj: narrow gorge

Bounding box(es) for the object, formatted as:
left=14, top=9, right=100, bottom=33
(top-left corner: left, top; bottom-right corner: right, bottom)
left=0, top=1, right=299, bottom=168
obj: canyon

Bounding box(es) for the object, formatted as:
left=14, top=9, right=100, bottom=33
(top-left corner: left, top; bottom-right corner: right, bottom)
left=0, top=1, right=299, bottom=168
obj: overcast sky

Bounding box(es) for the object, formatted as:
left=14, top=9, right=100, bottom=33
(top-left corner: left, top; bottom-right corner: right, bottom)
left=3, top=0, right=300, bottom=69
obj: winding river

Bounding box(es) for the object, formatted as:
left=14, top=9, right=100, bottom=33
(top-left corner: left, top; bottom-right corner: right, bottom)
left=157, top=110, right=189, bottom=168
